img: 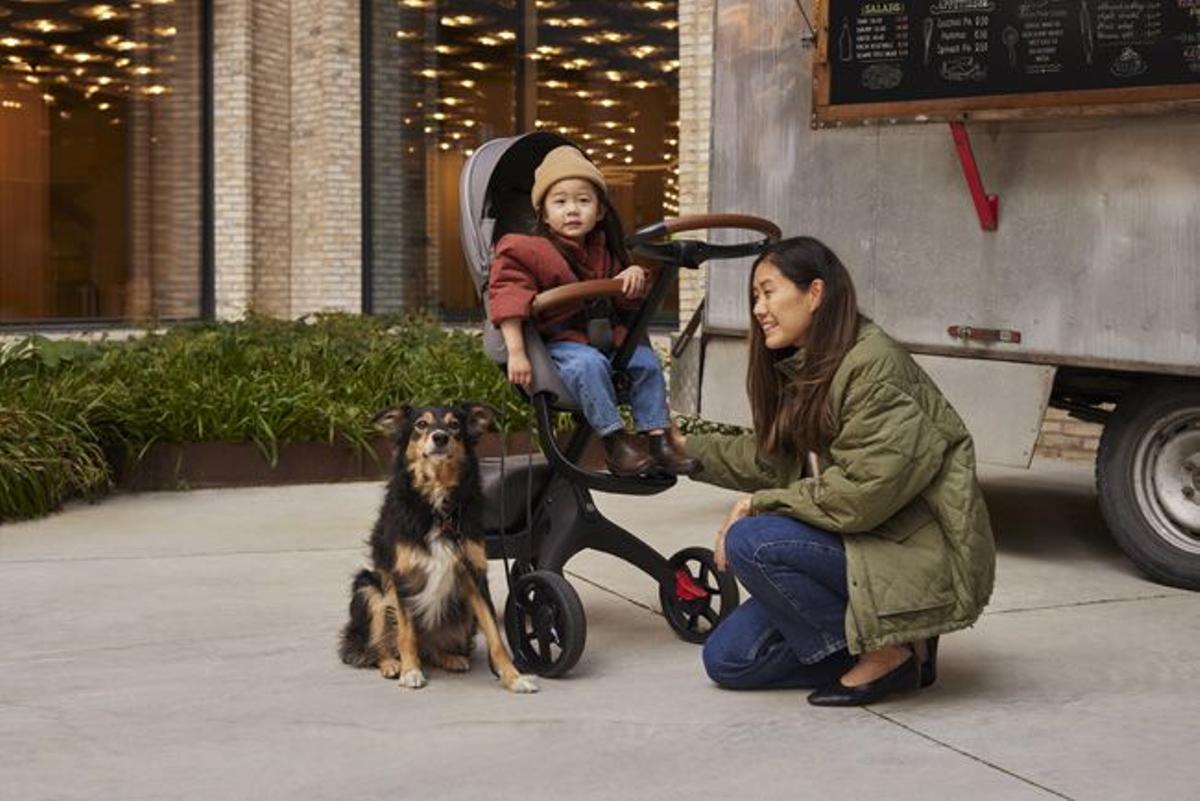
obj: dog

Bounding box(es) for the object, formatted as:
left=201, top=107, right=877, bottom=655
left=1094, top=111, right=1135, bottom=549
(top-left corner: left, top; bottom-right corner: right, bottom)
left=338, top=402, right=537, bottom=693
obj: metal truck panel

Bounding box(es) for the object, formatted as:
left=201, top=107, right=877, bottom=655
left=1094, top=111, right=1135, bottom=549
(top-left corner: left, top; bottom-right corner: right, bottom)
left=696, top=334, right=1053, bottom=467
left=708, top=0, right=1200, bottom=376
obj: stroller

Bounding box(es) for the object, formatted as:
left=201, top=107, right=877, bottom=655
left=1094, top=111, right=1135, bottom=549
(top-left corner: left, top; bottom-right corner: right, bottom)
left=461, top=132, right=781, bottom=677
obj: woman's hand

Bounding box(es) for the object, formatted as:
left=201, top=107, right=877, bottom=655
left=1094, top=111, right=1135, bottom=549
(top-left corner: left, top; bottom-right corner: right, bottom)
left=616, top=265, right=648, bottom=299
left=507, top=352, right=533, bottom=388
left=714, top=495, right=753, bottom=572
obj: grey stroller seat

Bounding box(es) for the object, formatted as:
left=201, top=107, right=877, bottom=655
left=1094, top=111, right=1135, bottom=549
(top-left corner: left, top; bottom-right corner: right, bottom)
left=461, top=133, right=593, bottom=413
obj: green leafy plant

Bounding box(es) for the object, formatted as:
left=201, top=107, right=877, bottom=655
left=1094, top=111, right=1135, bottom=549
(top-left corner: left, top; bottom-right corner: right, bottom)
left=0, top=313, right=739, bottom=522
left=675, top=415, right=749, bottom=436
left=0, top=314, right=538, bottom=520
left=0, top=406, right=110, bottom=523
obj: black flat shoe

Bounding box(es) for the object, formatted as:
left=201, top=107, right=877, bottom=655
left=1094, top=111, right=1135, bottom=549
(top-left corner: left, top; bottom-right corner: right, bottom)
left=807, top=651, right=921, bottom=707
left=919, top=636, right=940, bottom=689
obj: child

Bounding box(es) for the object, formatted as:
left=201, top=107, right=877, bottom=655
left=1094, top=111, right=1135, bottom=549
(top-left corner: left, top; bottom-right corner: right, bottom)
left=488, top=145, right=698, bottom=478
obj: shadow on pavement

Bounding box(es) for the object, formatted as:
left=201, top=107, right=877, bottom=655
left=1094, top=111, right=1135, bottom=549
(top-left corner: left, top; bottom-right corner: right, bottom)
left=981, top=462, right=1122, bottom=563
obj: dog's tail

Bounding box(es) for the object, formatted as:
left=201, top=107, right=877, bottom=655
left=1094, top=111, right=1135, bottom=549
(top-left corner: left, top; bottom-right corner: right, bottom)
left=339, top=569, right=384, bottom=668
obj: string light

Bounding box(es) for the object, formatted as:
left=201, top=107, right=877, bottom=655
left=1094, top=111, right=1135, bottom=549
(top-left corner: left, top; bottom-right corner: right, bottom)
left=383, top=0, right=680, bottom=217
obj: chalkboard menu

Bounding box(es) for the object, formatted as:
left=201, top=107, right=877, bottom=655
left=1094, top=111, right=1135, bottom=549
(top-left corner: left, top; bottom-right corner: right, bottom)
left=813, top=0, right=1200, bottom=124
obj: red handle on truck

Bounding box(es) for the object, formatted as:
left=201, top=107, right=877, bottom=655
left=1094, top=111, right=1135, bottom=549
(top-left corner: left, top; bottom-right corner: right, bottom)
left=948, top=325, right=1022, bottom=344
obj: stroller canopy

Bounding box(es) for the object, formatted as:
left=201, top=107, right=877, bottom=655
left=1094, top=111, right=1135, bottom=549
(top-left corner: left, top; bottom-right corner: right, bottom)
left=458, top=132, right=574, bottom=294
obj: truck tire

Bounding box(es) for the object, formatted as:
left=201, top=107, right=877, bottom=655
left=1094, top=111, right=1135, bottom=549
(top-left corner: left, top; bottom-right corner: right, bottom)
left=1096, top=380, right=1200, bottom=590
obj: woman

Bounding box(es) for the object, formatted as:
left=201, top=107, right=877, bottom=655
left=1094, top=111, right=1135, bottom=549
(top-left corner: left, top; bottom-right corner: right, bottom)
left=682, top=237, right=995, bottom=705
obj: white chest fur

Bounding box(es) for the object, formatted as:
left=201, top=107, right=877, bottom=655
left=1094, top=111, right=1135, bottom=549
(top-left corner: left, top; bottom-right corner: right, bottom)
left=407, top=526, right=460, bottom=627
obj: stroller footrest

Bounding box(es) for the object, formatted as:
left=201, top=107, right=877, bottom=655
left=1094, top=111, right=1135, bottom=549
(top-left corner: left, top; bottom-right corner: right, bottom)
left=574, top=469, right=676, bottom=496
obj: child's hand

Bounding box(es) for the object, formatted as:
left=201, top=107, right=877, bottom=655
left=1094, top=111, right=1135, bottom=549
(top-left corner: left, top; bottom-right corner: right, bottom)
left=507, top=352, right=533, bottom=388
left=616, top=265, right=648, bottom=299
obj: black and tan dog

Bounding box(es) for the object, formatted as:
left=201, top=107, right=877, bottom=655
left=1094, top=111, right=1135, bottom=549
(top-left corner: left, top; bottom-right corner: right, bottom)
left=338, top=403, right=537, bottom=693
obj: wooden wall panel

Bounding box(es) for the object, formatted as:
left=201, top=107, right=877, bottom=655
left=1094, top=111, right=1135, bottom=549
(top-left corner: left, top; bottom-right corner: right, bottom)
left=0, top=80, right=50, bottom=320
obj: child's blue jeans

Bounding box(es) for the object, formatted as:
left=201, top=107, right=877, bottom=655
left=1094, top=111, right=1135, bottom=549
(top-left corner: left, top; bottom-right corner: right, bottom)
left=545, top=341, right=670, bottom=436
left=702, top=514, right=855, bottom=689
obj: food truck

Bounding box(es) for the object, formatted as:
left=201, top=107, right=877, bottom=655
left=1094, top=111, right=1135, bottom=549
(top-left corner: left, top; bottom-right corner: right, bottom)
left=672, top=0, right=1200, bottom=588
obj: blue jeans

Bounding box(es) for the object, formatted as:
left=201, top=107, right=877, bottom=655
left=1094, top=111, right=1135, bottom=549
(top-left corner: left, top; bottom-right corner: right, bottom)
left=546, top=341, right=670, bottom=436
left=702, top=515, right=854, bottom=690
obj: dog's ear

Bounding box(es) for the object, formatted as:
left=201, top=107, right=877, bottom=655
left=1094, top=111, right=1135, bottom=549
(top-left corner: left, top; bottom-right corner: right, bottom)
left=461, top=402, right=499, bottom=438
left=372, top=405, right=410, bottom=436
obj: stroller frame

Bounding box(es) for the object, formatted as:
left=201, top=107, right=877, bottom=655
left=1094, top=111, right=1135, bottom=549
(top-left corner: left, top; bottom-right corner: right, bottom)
left=461, top=132, right=781, bottom=676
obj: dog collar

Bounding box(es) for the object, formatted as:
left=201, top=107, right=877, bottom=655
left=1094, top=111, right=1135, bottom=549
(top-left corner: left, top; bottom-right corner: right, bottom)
left=434, top=507, right=460, bottom=537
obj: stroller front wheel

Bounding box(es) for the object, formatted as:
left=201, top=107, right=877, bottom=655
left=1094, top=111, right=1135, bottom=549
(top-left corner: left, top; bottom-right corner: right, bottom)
left=504, top=571, right=587, bottom=678
left=659, top=547, right=741, bottom=644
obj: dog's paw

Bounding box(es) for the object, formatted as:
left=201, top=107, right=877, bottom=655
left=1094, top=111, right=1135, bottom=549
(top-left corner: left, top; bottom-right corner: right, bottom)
left=439, top=654, right=472, bottom=673
left=398, top=669, right=428, bottom=689
left=379, top=659, right=403, bottom=680
left=506, top=674, right=539, bottom=694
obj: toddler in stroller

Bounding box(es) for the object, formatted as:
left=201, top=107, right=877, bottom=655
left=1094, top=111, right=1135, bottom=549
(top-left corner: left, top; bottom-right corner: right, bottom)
left=488, top=144, right=699, bottom=478
left=461, top=132, right=780, bottom=678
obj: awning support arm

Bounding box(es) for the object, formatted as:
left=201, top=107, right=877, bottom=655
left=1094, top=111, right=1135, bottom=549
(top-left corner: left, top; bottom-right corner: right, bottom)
left=949, top=122, right=999, bottom=232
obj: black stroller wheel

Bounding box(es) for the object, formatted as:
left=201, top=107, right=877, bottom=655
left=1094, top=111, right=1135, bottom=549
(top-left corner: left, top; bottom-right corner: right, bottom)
left=659, top=547, right=740, bottom=644
left=508, top=560, right=534, bottom=582
left=504, top=571, right=586, bottom=678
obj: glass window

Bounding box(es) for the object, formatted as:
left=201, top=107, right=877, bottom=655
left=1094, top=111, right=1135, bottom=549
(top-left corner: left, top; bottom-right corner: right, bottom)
left=0, top=1, right=206, bottom=324
left=536, top=2, right=681, bottom=256
left=366, top=0, right=679, bottom=321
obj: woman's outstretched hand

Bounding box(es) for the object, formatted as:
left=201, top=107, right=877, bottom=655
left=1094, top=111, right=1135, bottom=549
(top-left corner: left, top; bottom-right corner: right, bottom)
left=616, top=265, right=648, bottom=299
left=714, top=495, right=753, bottom=572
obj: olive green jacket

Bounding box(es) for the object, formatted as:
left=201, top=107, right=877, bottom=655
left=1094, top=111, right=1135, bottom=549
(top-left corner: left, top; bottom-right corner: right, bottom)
left=686, top=323, right=995, bottom=654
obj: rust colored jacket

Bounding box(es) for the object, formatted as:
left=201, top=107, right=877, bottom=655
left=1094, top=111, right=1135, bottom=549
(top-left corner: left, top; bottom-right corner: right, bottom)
left=488, top=231, right=640, bottom=347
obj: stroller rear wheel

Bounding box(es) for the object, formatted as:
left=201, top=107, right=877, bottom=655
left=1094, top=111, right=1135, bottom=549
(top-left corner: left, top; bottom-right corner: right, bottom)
left=659, top=547, right=740, bottom=644
left=508, top=560, right=534, bottom=582
left=504, top=570, right=587, bottom=678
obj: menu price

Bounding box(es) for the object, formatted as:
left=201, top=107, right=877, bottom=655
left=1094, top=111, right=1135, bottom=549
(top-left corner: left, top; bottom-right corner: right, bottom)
left=827, top=0, right=1200, bottom=105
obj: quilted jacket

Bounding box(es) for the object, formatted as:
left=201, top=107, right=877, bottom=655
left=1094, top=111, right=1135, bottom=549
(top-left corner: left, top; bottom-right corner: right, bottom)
left=686, top=322, right=996, bottom=654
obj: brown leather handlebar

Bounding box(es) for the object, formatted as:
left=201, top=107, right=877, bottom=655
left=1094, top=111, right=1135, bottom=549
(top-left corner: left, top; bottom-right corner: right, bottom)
left=529, top=213, right=781, bottom=317
left=530, top=279, right=626, bottom=316
left=660, top=214, right=782, bottom=239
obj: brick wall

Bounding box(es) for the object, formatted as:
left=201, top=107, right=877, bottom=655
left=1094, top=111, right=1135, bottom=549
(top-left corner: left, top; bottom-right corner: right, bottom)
left=213, top=0, right=254, bottom=320
left=289, top=0, right=362, bottom=316
left=251, top=0, right=293, bottom=318
left=1034, top=408, right=1102, bottom=462
left=677, top=0, right=715, bottom=330
left=213, top=0, right=360, bottom=321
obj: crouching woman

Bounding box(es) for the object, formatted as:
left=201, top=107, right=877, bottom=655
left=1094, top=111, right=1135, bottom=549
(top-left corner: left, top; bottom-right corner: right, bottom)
left=682, top=237, right=995, bottom=706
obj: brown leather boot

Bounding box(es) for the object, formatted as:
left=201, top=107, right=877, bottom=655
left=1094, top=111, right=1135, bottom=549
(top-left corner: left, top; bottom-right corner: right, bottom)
left=649, top=428, right=701, bottom=476
left=602, top=431, right=654, bottom=477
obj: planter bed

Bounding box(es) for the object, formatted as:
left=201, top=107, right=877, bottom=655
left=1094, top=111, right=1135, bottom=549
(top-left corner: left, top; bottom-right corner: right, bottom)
left=112, top=432, right=605, bottom=492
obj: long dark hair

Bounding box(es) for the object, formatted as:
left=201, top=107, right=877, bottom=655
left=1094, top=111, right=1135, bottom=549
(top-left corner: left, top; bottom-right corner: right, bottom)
left=535, top=182, right=630, bottom=278
left=747, top=237, right=861, bottom=461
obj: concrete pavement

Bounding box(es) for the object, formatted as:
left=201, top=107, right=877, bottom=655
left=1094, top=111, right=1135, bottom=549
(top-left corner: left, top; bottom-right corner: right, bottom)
left=2, top=459, right=1197, bottom=800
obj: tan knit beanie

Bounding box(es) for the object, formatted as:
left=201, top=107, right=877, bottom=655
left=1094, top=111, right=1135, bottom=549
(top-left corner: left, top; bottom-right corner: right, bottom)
left=530, top=145, right=607, bottom=210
